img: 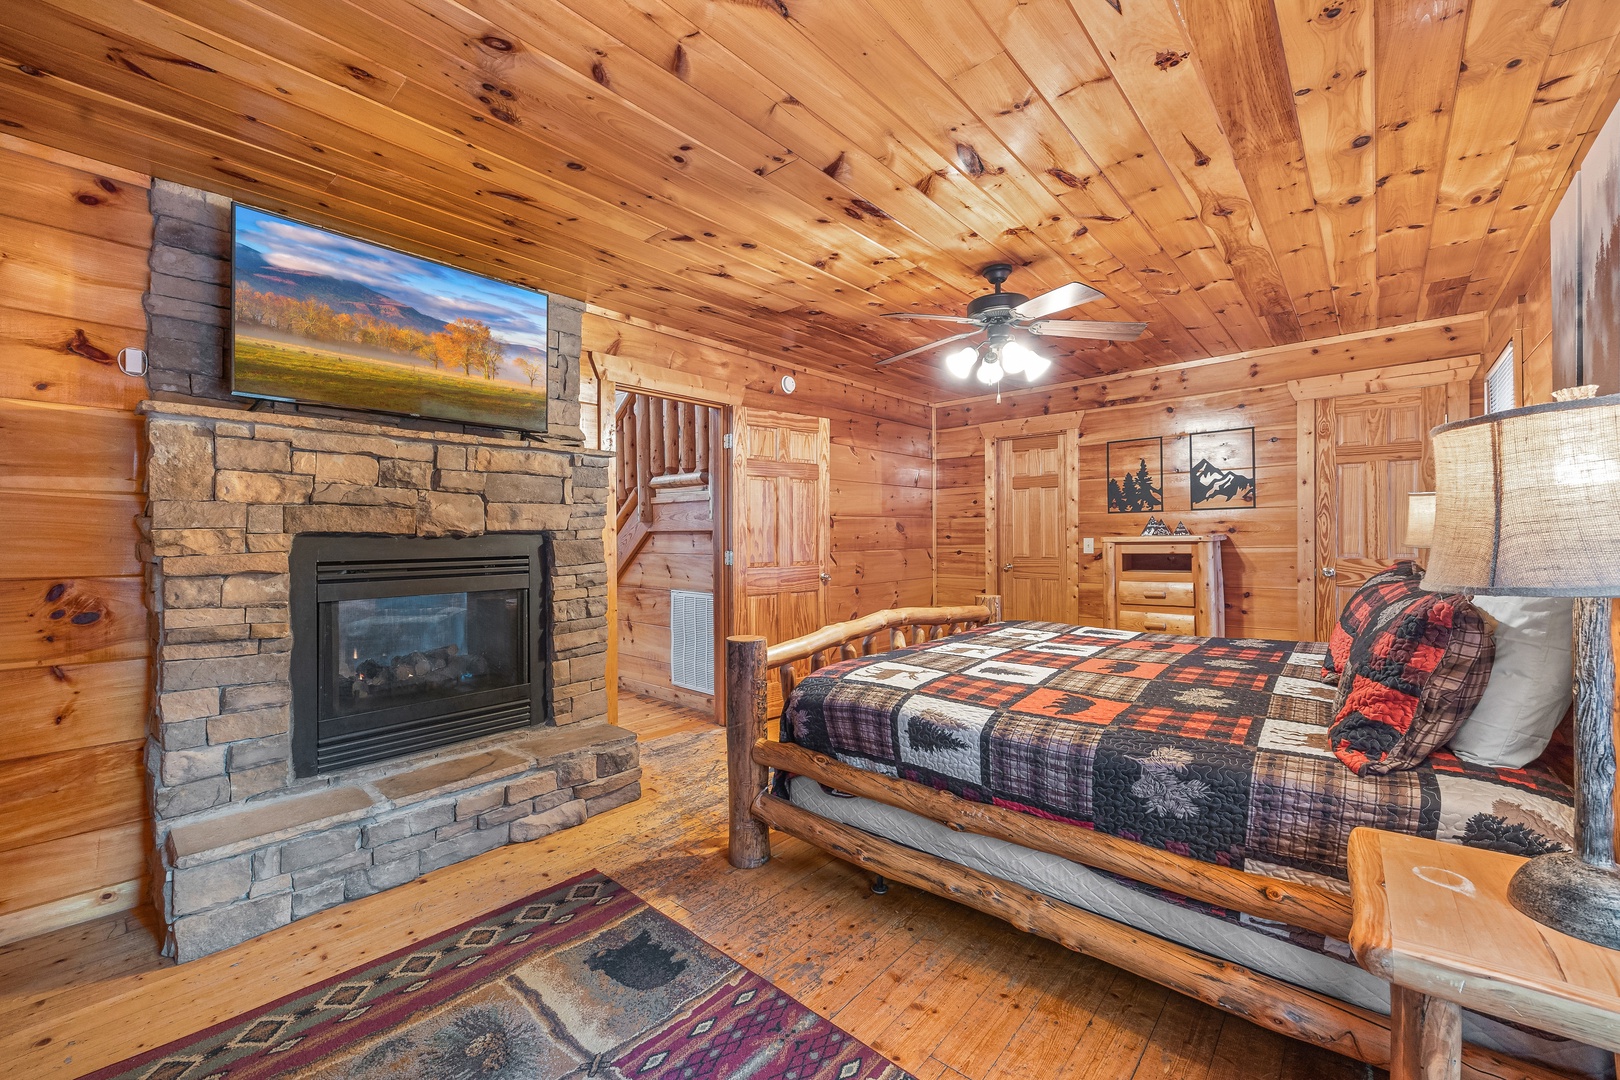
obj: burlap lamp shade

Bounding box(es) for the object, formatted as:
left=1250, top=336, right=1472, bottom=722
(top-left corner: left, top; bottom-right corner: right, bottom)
left=1421, top=391, right=1620, bottom=950
left=1402, top=492, right=1435, bottom=550
left=1422, top=395, right=1620, bottom=595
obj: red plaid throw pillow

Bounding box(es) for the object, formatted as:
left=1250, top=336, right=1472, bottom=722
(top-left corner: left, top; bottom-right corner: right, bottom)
left=1328, top=590, right=1495, bottom=775
left=1323, top=561, right=1425, bottom=682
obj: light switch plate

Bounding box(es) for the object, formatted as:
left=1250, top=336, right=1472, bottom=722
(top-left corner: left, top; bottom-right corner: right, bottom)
left=1082, top=537, right=1095, bottom=554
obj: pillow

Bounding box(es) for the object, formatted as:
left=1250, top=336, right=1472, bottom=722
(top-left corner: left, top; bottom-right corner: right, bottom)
left=1323, top=561, right=1425, bottom=681
left=1328, top=590, right=1495, bottom=775
left=1447, top=596, right=1574, bottom=769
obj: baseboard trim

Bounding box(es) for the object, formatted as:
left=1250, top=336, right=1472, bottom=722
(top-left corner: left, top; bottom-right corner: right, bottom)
left=616, top=676, right=714, bottom=715
left=0, top=879, right=142, bottom=947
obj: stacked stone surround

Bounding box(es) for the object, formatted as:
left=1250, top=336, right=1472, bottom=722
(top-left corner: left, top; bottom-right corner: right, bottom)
left=142, top=402, right=635, bottom=960
left=136, top=179, right=635, bottom=962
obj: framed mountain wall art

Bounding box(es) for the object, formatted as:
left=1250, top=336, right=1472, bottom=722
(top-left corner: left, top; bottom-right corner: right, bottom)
left=1188, top=427, right=1256, bottom=510
left=1106, top=437, right=1164, bottom=514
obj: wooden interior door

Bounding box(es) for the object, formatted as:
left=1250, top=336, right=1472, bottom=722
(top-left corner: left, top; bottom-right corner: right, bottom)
left=731, top=408, right=830, bottom=663
left=1314, top=387, right=1448, bottom=638
left=995, top=433, right=1070, bottom=621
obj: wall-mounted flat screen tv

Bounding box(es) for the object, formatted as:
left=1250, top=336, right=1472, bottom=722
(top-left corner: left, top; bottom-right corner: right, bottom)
left=231, top=205, right=548, bottom=432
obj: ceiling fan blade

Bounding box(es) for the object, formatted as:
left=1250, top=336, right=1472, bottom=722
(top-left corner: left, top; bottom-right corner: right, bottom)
left=880, top=312, right=981, bottom=325
left=1027, top=319, right=1148, bottom=342
left=874, top=330, right=981, bottom=367
left=1014, top=282, right=1103, bottom=321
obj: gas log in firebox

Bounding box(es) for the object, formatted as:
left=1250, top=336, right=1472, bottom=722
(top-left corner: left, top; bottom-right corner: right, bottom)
left=290, top=533, right=551, bottom=777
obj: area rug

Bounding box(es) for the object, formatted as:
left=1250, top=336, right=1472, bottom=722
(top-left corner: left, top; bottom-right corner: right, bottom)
left=88, top=871, right=912, bottom=1080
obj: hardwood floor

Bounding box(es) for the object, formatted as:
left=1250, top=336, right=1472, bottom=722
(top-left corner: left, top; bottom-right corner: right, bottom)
left=0, top=693, right=1368, bottom=1080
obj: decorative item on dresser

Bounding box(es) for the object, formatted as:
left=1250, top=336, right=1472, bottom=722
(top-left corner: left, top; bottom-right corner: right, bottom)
left=1348, top=828, right=1620, bottom=1080
left=1101, top=534, right=1226, bottom=637
left=1421, top=387, right=1620, bottom=950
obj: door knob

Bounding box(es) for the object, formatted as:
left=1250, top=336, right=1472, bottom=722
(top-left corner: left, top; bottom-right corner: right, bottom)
left=819, top=572, right=831, bottom=584
left=1002, top=563, right=1014, bottom=571
left=1322, top=567, right=1337, bottom=578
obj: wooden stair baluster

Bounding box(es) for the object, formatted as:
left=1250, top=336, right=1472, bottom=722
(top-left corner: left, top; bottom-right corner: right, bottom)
left=635, top=394, right=654, bottom=524
left=660, top=398, right=677, bottom=477
left=695, top=407, right=711, bottom=479
left=678, top=401, right=696, bottom=473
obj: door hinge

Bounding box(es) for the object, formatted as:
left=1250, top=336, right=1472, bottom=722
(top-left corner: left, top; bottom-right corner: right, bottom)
left=723, top=550, right=734, bottom=566
left=722, top=433, right=735, bottom=450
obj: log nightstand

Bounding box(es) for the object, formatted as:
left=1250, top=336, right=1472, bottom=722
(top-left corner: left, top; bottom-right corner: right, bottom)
left=1347, top=827, right=1620, bottom=1079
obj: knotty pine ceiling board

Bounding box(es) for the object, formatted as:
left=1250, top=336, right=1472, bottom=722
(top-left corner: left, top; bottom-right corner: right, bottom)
left=0, top=0, right=1614, bottom=400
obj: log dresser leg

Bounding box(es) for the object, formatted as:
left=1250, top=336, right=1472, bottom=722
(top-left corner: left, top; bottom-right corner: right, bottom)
left=726, top=635, right=772, bottom=868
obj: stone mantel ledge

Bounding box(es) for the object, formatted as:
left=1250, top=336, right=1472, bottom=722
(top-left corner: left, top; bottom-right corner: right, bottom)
left=138, top=399, right=612, bottom=462
left=159, top=721, right=639, bottom=961
left=166, top=721, right=634, bottom=870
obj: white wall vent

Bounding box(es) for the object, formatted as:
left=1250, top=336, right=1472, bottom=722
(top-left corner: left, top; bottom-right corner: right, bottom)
left=1485, top=341, right=1516, bottom=414
left=670, top=589, right=715, bottom=694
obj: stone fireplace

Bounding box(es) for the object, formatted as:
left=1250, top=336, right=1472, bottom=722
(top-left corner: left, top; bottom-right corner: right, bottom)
left=135, top=180, right=634, bottom=961
left=141, top=404, right=635, bottom=962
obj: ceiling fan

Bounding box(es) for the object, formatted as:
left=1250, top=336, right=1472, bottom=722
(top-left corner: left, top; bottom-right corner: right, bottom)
left=875, top=263, right=1147, bottom=385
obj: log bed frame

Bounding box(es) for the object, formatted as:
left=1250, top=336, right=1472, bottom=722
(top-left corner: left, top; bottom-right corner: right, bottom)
left=724, top=598, right=1574, bottom=1080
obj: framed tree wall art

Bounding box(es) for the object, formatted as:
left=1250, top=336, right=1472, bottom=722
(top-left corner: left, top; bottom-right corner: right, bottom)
left=1188, top=427, right=1256, bottom=509
left=1106, top=437, right=1163, bottom=513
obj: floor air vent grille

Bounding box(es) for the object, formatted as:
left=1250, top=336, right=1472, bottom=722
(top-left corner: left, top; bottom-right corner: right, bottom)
left=670, top=589, right=714, bottom=695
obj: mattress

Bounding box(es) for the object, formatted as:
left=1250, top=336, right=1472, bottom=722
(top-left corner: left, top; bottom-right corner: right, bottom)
left=787, top=775, right=1612, bottom=1077
left=784, top=622, right=1577, bottom=884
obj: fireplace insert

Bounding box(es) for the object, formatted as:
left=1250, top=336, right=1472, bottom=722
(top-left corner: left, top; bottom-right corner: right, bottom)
left=290, top=534, right=550, bottom=777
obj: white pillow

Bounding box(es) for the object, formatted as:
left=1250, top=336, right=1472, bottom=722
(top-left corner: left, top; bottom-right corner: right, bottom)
left=1447, top=595, right=1574, bottom=769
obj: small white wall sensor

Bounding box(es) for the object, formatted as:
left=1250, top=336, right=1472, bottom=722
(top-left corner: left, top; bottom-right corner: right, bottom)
left=117, top=347, right=146, bottom=377
left=780, top=375, right=796, bottom=394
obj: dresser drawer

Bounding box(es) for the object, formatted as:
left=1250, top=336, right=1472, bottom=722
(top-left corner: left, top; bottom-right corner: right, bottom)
left=1117, top=580, right=1195, bottom=609
left=1116, top=608, right=1196, bottom=635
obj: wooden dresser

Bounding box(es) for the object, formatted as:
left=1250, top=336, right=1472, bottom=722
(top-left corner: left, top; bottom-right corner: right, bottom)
left=1101, top=535, right=1226, bottom=637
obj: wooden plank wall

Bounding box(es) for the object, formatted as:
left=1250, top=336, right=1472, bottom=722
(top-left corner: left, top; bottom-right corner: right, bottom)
left=0, top=135, right=152, bottom=942
left=583, top=313, right=935, bottom=626
left=618, top=479, right=717, bottom=713
left=934, top=318, right=1487, bottom=641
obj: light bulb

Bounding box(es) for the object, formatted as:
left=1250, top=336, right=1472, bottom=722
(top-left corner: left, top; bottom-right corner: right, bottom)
left=1000, top=340, right=1029, bottom=375
left=1023, top=353, right=1052, bottom=381
left=945, top=346, right=977, bottom=379
left=976, top=359, right=1003, bottom=385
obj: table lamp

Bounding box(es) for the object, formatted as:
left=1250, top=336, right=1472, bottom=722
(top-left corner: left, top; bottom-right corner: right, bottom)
left=1403, top=491, right=1436, bottom=550
left=1420, top=387, right=1620, bottom=950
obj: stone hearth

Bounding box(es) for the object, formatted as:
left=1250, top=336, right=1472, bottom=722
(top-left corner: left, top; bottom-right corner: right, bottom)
left=141, top=402, right=632, bottom=961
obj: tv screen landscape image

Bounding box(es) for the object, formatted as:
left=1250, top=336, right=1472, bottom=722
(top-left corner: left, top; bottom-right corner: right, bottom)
left=230, top=206, right=548, bottom=431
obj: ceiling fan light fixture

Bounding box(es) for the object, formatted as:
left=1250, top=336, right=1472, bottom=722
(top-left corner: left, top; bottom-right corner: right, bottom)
left=976, top=358, right=1003, bottom=385
left=1023, top=353, right=1052, bottom=381
left=945, top=346, right=978, bottom=379
left=1000, top=339, right=1030, bottom=375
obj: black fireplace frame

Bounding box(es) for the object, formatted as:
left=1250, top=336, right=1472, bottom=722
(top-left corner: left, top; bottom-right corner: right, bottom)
left=290, top=533, right=551, bottom=778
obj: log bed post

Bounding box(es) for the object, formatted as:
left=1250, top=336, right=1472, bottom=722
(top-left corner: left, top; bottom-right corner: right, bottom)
left=727, top=635, right=771, bottom=868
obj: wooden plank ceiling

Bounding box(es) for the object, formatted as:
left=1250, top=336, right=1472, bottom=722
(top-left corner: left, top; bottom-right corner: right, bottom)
left=0, top=0, right=1615, bottom=399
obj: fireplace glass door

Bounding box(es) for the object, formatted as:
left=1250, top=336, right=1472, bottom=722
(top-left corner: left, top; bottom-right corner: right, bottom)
left=292, top=534, right=548, bottom=777
left=327, top=589, right=524, bottom=717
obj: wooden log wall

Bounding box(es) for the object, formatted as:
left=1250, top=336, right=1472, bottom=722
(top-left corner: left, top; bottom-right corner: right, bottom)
left=583, top=312, right=934, bottom=625
left=934, top=318, right=1488, bottom=642
left=0, top=136, right=151, bottom=942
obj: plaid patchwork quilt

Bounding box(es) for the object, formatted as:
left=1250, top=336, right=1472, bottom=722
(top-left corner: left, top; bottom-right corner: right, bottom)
left=784, top=621, right=1574, bottom=884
